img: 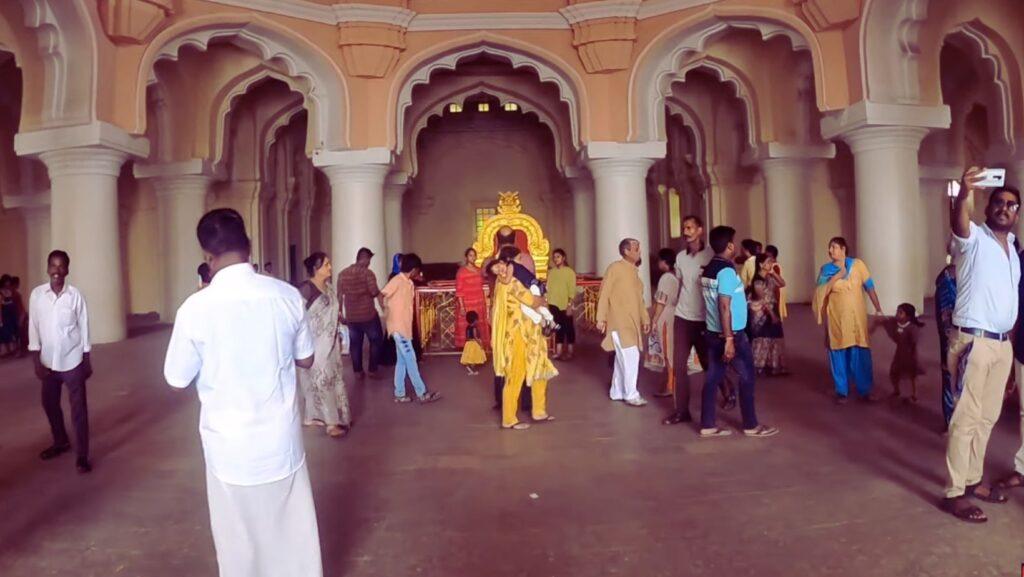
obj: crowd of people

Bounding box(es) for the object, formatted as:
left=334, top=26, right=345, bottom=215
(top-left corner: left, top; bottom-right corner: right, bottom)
left=12, top=164, right=1024, bottom=575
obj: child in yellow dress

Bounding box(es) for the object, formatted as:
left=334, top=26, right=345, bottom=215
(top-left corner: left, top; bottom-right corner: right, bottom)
left=460, top=311, right=487, bottom=375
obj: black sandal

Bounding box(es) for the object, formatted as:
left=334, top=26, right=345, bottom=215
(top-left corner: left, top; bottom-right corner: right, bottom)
left=967, top=483, right=1008, bottom=504
left=941, top=496, right=987, bottom=523
left=995, top=472, right=1024, bottom=490
left=662, top=412, right=693, bottom=425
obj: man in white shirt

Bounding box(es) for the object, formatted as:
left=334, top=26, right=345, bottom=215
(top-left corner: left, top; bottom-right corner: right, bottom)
left=28, top=249, right=93, bottom=474
left=663, top=215, right=713, bottom=425
left=942, top=168, right=1021, bottom=523
left=164, top=208, right=322, bottom=577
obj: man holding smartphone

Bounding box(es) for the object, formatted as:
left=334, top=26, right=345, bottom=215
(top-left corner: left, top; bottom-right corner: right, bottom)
left=942, top=167, right=1020, bottom=523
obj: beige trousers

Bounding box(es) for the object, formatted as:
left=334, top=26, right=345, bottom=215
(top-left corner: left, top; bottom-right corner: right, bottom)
left=206, top=462, right=323, bottom=577
left=944, top=332, right=1012, bottom=498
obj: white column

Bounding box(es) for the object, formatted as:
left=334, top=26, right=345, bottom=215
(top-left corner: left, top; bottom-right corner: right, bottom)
left=586, top=142, right=665, bottom=302
left=918, top=165, right=961, bottom=298
left=843, top=126, right=930, bottom=313
left=20, top=203, right=52, bottom=289
left=566, top=169, right=596, bottom=274
left=760, top=148, right=832, bottom=303
left=384, top=173, right=408, bottom=260
left=155, top=175, right=211, bottom=319
left=40, top=148, right=130, bottom=343
left=136, top=160, right=217, bottom=321
left=316, top=149, right=391, bottom=284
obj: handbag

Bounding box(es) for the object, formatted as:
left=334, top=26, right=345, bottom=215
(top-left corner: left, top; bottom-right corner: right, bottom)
left=338, top=324, right=350, bottom=356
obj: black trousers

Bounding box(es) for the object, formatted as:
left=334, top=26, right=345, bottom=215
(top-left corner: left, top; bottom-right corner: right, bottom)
left=672, top=318, right=710, bottom=415
left=41, top=361, right=89, bottom=458
left=347, top=316, right=384, bottom=374
left=549, top=305, right=576, bottom=345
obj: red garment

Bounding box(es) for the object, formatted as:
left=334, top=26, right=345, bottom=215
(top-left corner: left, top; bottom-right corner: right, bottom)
left=455, top=265, right=490, bottom=348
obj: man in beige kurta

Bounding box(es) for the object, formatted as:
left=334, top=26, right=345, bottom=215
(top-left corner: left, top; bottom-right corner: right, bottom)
left=596, top=238, right=651, bottom=406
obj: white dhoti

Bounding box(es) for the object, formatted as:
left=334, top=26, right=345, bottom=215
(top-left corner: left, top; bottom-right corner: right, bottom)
left=206, top=462, right=323, bottom=577
left=610, top=331, right=641, bottom=402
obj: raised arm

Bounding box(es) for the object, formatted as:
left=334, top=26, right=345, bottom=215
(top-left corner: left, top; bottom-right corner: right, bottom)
left=952, top=166, right=983, bottom=239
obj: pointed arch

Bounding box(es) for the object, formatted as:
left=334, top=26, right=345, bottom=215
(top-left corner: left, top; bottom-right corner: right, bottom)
left=135, top=13, right=349, bottom=152
left=389, top=34, right=587, bottom=152
left=401, top=80, right=574, bottom=177
left=630, top=5, right=826, bottom=142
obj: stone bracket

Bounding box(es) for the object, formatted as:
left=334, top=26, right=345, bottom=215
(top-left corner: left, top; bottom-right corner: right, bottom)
left=791, top=0, right=860, bottom=32
left=335, top=3, right=416, bottom=78
left=98, top=0, right=174, bottom=45
left=559, top=1, right=641, bottom=73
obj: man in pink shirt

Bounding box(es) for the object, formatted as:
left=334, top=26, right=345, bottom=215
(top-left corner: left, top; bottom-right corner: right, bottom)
left=380, top=253, right=442, bottom=404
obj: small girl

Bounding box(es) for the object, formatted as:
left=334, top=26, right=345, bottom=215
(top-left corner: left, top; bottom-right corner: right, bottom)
left=875, top=303, right=925, bottom=402
left=460, top=310, right=487, bottom=375
left=747, top=278, right=782, bottom=376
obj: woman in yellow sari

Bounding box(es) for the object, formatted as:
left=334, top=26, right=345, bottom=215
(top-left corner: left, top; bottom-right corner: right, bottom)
left=813, top=237, right=884, bottom=403
left=488, top=258, right=558, bottom=430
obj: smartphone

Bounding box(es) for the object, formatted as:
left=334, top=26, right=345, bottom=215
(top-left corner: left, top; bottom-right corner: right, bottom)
left=947, top=179, right=961, bottom=197
left=976, top=167, right=1006, bottom=188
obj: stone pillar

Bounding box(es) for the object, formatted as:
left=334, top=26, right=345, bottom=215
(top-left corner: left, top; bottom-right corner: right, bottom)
left=918, top=165, right=960, bottom=298
left=136, top=161, right=216, bottom=321
left=842, top=126, right=931, bottom=313
left=315, top=149, right=391, bottom=284
left=760, top=145, right=834, bottom=303
left=566, top=167, right=596, bottom=274
left=384, top=172, right=409, bottom=260
left=157, top=176, right=211, bottom=318
left=40, top=148, right=130, bottom=343
left=585, top=142, right=665, bottom=302
left=20, top=202, right=52, bottom=289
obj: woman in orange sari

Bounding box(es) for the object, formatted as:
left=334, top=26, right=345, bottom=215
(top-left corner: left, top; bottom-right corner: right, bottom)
left=455, top=248, right=490, bottom=348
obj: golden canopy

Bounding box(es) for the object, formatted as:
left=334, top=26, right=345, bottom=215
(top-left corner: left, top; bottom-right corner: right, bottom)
left=472, top=192, right=551, bottom=279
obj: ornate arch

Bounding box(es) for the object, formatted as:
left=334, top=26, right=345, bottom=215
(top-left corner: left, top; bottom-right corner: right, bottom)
left=664, top=97, right=709, bottom=190
left=675, top=57, right=760, bottom=151
left=135, top=14, right=348, bottom=152
left=630, top=6, right=825, bottom=143
left=859, top=0, right=930, bottom=105
left=211, top=66, right=309, bottom=169
left=940, top=21, right=1021, bottom=148
left=403, top=81, right=573, bottom=177
left=18, top=0, right=95, bottom=126
left=261, top=100, right=305, bottom=178
left=390, top=34, right=586, bottom=153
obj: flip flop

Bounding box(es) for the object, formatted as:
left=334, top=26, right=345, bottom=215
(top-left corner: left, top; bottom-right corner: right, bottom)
left=699, top=427, right=732, bottom=438
left=941, top=496, right=987, bottom=523
left=502, top=422, right=531, bottom=430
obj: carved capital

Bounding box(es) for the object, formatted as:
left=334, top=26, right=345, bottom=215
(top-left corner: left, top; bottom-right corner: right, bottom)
left=337, top=23, right=406, bottom=79
left=98, top=0, right=173, bottom=45
left=569, top=18, right=637, bottom=73
left=791, top=0, right=860, bottom=32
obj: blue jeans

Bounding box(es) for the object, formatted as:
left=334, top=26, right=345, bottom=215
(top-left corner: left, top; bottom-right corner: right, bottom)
left=829, top=346, right=874, bottom=397
left=702, top=332, right=758, bottom=430
left=393, top=334, right=427, bottom=398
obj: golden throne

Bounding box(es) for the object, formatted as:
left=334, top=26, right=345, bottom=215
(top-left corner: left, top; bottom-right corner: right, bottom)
left=472, top=192, right=551, bottom=279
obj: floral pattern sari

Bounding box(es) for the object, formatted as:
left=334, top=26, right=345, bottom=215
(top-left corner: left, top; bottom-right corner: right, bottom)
left=299, top=281, right=351, bottom=426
